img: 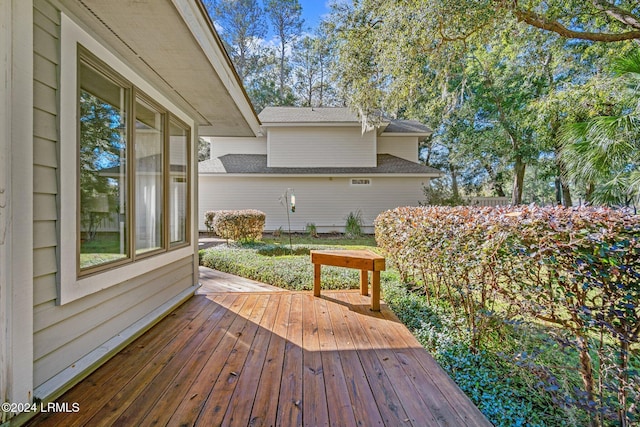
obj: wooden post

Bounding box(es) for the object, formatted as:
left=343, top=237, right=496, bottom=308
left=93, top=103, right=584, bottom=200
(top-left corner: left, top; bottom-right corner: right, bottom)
left=371, top=271, right=381, bottom=311
left=360, top=270, right=368, bottom=296
left=314, top=263, right=321, bottom=297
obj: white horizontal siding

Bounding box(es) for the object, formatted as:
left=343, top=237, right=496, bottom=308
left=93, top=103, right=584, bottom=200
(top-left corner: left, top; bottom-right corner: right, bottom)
left=32, top=0, right=198, bottom=394
left=209, top=136, right=267, bottom=158
left=198, top=175, right=430, bottom=233
left=268, top=126, right=376, bottom=168
left=33, top=0, right=60, bottom=333
left=377, top=136, right=419, bottom=162
left=34, top=257, right=193, bottom=386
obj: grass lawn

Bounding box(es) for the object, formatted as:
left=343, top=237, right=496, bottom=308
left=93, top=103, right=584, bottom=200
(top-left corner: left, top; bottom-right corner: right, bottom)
left=261, top=232, right=377, bottom=247
left=200, top=234, right=386, bottom=291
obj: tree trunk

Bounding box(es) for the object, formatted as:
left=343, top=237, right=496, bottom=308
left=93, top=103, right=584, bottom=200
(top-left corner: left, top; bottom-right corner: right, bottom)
left=511, top=156, right=526, bottom=205
left=618, top=338, right=630, bottom=427
left=484, top=164, right=506, bottom=197
left=577, top=334, right=599, bottom=427
left=279, top=41, right=286, bottom=101
left=562, top=183, right=573, bottom=207
left=555, top=143, right=573, bottom=207
left=586, top=182, right=596, bottom=204
left=319, top=64, right=324, bottom=107
left=450, top=164, right=460, bottom=200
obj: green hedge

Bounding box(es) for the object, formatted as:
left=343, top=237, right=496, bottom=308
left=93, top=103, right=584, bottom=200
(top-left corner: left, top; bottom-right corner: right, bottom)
left=375, top=205, right=640, bottom=426
left=212, top=209, right=265, bottom=242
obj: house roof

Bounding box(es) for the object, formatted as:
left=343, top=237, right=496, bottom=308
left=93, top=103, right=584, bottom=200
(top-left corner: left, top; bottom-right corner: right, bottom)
left=63, top=0, right=260, bottom=137
left=199, top=154, right=442, bottom=176
left=258, top=107, right=432, bottom=136
left=383, top=120, right=432, bottom=135
left=259, top=107, right=360, bottom=124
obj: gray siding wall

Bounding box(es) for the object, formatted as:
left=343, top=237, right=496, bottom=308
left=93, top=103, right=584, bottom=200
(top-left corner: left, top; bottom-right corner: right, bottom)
left=198, top=176, right=429, bottom=233
left=268, top=127, right=377, bottom=168
left=32, top=0, right=195, bottom=389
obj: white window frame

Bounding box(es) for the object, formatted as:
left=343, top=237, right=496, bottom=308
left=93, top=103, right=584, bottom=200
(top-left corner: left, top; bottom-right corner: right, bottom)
left=59, top=14, right=194, bottom=304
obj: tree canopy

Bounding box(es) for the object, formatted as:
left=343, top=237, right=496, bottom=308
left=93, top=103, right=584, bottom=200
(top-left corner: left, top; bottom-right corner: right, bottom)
left=206, top=0, right=342, bottom=110
left=326, top=0, right=638, bottom=206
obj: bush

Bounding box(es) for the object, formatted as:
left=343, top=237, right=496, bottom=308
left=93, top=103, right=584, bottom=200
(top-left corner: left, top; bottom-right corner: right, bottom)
left=204, top=210, right=217, bottom=234
left=345, top=210, right=363, bottom=237
left=306, top=223, right=318, bottom=238
left=375, top=205, right=640, bottom=425
left=382, top=280, right=564, bottom=427
left=213, top=209, right=266, bottom=242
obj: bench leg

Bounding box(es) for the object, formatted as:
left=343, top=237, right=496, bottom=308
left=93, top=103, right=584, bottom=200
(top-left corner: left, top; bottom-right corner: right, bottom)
left=371, top=270, right=380, bottom=311
left=313, top=263, right=321, bottom=297
left=360, top=270, right=368, bottom=296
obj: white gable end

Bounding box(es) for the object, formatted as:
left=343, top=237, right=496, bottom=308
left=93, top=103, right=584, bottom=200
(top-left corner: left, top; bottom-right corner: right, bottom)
left=267, top=126, right=376, bottom=168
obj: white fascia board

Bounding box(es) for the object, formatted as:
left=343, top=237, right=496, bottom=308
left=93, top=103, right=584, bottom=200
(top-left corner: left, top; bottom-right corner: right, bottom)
left=260, top=122, right=361, bottom=128
left=201, top=173, right=443, bottom=178
left=382, top=132, right=433, bottom=137
left=376, top=122, right=391, bottom=135
left=172, top=0, right=261, bottom=136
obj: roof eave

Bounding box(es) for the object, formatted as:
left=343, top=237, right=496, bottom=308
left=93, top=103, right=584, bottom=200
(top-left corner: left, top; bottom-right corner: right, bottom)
left=175, top=0, right=261, bottom=136
left=62, top=0, right=261, bottom=137
left=260, top=122, right=361, bottom=128
left=200, top=172, right=443, bottom=178
left=381, top=132, right=433, bottom=137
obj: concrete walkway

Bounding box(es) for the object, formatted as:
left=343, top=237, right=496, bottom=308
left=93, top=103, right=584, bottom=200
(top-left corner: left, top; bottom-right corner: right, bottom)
left=198, top=266, right=286, bottom=293
left=198, top=235, right=227, bottom=250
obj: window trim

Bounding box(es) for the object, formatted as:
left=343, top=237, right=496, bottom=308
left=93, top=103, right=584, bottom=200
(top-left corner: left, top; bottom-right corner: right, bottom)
left=60, top=14, right=195, bottom=304
left=167, top=116, right=191, bottom=250
left=132, top=90, right=167, bottom=261
left=76, top=48, right=134, bottom=276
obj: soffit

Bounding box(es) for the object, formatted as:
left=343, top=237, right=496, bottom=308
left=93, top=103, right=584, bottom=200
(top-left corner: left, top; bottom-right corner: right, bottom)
left=60, top=0, right=259, bottom=137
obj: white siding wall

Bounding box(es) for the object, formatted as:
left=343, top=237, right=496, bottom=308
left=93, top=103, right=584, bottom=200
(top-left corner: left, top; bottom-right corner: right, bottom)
left=199, top=175, right=429, bottom=233
left=377, top=136, right=419, bottom=162
left=268, top=126, right=376, bottom=168
left=209, top=136, right=267, bottom=158
left=32, top=0, right=196, bottom=394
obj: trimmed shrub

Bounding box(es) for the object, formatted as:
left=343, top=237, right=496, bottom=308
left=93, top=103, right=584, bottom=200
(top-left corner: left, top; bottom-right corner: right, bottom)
left=213, top=209, right=266, bottom=242
left=204, top=210, right=217, bottom=234
left=375, top=205, right=640, bottom=425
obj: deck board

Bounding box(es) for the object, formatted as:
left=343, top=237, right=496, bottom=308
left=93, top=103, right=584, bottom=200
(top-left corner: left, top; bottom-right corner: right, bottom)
left=27, top=291, right=491, bottom=427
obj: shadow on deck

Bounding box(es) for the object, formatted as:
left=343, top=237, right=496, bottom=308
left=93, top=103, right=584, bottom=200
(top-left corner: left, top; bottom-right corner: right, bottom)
left=27, top=290, right=491, bottom=426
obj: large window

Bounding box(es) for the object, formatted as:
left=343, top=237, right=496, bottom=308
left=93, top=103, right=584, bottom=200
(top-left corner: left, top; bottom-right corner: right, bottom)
left=78, top=51, right=190, bottom=274
left=134, top=97, right=164, bottom=255
left=78, top=58, right=130, bottom=270
left=169, top=119, right=189, bottom=247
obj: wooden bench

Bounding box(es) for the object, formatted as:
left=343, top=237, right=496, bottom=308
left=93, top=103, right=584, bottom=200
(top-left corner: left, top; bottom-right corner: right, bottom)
left=310, top=249, right=386, bottom=311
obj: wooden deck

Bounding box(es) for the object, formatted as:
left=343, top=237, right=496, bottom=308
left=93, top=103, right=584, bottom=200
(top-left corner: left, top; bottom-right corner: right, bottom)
left=27, top=291, right=491, bottom=426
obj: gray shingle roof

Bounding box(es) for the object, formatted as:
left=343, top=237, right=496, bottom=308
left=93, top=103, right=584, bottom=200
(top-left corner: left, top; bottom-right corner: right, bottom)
left=383, top=120, right=432, bottom=134
left=199, top=154, right=442, bottom=176
left=259, top=107, right=359, bottom=123
left=258, top=107, right=432, bottom=135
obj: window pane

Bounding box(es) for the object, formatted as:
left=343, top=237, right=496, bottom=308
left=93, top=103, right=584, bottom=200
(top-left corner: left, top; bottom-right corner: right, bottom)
left=169, top=120, right=189, bottom=247
left=79, top=61, right=129, bottom=269
left=135, top=98, right=164, bottom=254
